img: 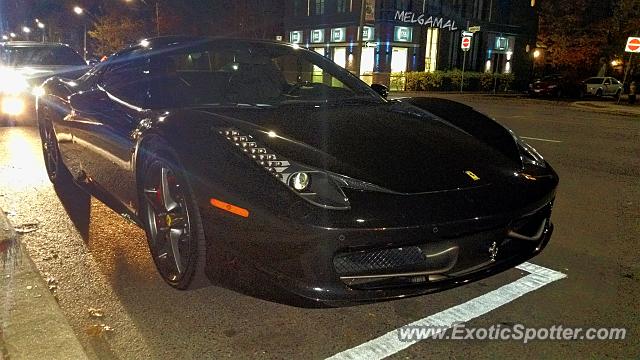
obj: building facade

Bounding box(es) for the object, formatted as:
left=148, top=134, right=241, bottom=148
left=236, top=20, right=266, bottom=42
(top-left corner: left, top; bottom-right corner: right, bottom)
left=283, top=0, right=538, bottom=88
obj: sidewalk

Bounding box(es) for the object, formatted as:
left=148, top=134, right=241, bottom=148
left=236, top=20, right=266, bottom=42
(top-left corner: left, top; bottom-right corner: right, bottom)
left=0, top=208, right=88, bottom=360
left=570, top=100, right=640, bottom=117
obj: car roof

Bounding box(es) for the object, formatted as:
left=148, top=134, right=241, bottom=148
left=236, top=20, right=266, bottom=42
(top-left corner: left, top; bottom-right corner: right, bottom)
left=0, top=41, right=74, bottom=48
left=110, top=36, right=297, bottom=59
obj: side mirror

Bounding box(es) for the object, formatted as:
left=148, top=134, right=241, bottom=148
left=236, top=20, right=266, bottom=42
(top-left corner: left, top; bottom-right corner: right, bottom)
left=371, top=83, right=389, bottom=99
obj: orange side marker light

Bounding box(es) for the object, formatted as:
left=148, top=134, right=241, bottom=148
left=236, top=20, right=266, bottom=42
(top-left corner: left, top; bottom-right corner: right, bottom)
left=210, top=198, right=250, bottom=218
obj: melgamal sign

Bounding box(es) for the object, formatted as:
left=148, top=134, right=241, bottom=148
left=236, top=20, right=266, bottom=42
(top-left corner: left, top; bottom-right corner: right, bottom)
left=395, top=11, right=459, bottom=31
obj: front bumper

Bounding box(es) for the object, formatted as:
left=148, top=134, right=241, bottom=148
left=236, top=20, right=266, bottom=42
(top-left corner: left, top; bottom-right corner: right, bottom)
left=200, top=187, right=556, bottom=307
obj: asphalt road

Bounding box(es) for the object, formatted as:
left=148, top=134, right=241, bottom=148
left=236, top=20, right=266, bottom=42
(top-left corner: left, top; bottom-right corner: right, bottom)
left=0, top=95, right=638, bottom=359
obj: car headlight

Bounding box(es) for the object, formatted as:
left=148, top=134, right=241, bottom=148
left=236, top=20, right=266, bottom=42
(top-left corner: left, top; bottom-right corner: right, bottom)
left=0, top=68, right=29, bottom=95
left=514, top=135, right=546, bottom=168
left=220, top=129, right=351, bottom=209
left=220, top=129, right=397, bottom=209
left=1, top=97, right=25, bottom=116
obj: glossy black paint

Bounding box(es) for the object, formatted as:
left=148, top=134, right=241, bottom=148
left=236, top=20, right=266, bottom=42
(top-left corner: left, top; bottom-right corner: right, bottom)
left=37, top=37, right=559, bottom=307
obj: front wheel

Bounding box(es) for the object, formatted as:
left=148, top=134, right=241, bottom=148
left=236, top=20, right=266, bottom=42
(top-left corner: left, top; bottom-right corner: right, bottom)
left=139, top=147, right=208, bottom=290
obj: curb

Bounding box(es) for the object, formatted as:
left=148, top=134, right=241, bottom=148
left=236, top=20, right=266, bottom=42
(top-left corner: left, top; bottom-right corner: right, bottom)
left=570, top=101, right=640, bottom=117
left=0, top=208, right=88, bottom=360
left=389, top=91, right=524, bottom=98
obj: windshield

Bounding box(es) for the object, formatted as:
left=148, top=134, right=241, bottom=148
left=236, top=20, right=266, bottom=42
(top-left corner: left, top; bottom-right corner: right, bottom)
left=149, top=44, right=383, bottom=108
left=0, top=45, right=86, bottom=66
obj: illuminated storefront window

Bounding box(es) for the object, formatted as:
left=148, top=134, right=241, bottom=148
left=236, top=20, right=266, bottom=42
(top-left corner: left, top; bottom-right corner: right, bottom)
left=313, top=48, right=324, bottom=83
left=360, top=46, right=375, bottom=85
left=331, top=27, right=346, bottom=42
left=424, top=28, right=439, bottom=72
left=333, top=47, right=347, bottom=86
left=290, top=31, right=303, bottom=43
left=495, top=36, right=508, bottom=51
left=391, top=47, right=408, bottom=90
left=394, top=26, right=412, bottom=42
left=311, top=29, right=324, bottom=43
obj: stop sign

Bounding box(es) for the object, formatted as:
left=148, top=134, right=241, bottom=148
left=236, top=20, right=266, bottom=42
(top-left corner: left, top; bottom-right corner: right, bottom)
left=461, top=36, right=471, bottom=51
left=626, top=37, right=640, bottom=53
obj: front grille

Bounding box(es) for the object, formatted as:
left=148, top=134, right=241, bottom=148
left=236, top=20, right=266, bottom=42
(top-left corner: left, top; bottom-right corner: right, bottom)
left=333, top=246, right=426, bottom=277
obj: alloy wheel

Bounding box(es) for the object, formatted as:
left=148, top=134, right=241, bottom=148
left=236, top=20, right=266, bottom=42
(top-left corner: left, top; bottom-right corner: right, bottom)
left=142, top=163, right=194, bottom=284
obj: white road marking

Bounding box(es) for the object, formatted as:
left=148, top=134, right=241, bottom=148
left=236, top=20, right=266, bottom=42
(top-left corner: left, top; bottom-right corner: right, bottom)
left=326, top=262, right=567, bottom=360
left=521, top=136, right=562, bottom=143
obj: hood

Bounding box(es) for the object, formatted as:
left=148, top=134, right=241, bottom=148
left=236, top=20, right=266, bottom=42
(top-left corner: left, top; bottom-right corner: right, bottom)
left=205, top=102, right=519, bottom=193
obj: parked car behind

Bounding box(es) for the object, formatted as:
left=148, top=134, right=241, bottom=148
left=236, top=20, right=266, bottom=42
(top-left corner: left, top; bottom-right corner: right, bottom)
left=581, top=77, right=623, bottom=98
left=0, top=41, right=87, bottom=124
left=529, top=75, right=570, bottom=98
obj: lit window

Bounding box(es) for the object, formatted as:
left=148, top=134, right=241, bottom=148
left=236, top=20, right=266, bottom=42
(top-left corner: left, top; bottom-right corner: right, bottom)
left=425, top=28, right=439, bottom=72
left=337, top=0, right=347, bottom=13
left=314, top=0, right=325, bottom=15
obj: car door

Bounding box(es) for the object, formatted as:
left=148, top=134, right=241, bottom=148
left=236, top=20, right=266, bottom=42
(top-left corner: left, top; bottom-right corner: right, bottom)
left=69, top=56, right=150, bottom=212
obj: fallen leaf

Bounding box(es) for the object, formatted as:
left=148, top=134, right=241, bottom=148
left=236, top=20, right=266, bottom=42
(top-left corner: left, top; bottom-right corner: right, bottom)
left=88, top=308, right=104, bottom=318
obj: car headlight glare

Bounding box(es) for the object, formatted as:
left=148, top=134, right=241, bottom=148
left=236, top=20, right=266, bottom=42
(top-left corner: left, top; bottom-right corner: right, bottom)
left=32, top=86, right=45, bottom=97
left=1, top=97, right=25, bottom=116
left=0, top=68, right=29, bottom=95
left=220, top=128, right=351, bottom=210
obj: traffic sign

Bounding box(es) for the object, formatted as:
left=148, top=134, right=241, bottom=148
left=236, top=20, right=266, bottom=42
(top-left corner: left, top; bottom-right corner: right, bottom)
left=626, top=37, right=640, bottom=53
left=461, top=31, right=474, bottom=37
left=461, top=36, right=472, bottom=51
left=468, top=26, right=481, bottom=33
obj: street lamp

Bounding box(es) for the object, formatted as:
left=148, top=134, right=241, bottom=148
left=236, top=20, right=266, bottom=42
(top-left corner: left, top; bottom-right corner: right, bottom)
left=73, top=6, right=88, bottom=60
left=22, top=26, right=31, bottom=41
left=36, top=20, right=46, bottom=42
left=533, top=49, right=541, bottom=59
left=9, top=33, right=16, bottom=39
left=1, top=35, right=7, bottom=41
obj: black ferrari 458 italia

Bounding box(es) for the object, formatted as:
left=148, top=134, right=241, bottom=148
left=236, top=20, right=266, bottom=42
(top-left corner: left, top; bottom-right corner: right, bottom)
left=37, top=37, right=558, bottom=307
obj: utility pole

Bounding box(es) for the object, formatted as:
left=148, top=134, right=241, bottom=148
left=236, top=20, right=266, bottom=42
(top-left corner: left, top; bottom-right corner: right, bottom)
left=357, top=0, right=367, bottom=78
left=155, top=1, right=160, bottom=36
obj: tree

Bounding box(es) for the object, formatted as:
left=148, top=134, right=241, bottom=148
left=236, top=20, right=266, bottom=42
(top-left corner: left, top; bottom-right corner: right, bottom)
left=538, top=0, right=640, bottom=76
left=537, top=0, right=609, bottom=74
left=88, top=14, right=147, bottom=55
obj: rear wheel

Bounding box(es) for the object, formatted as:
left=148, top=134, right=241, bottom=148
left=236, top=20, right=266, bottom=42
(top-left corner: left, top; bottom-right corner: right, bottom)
left=139, top=145, right=208, bottom=290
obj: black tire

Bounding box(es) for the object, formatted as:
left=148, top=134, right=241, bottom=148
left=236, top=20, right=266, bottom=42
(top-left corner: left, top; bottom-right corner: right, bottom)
left=595, top=89, right=603, bottom=98
left=615, top=89, right=621, bottom=100
left=37, top=114, right=69, bottom=185
left=138, top=140, right=208, bottom=290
